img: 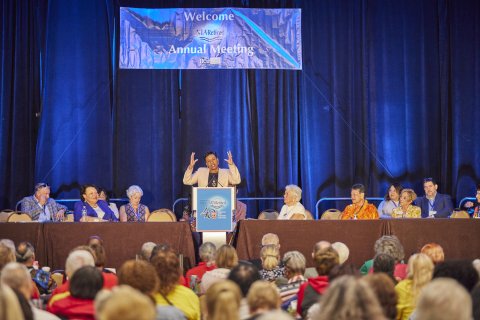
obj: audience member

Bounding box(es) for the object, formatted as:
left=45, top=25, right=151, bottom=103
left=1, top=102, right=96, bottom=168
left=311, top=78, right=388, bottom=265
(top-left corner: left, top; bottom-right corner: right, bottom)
left=88, top=243, right=118, bottom=289
left=373, top=253, right=396, bottom=283
left=139, top=241, right=157, bottom=261
left=278, top=185, right=306, bottom=220
left=0, top=283, right=25, bottom=320
left=48, top=266, right=104, bottom=319
left=297, top=246, right=339, bottom=318
left=331, top=242, right=349, bottom=265
left=16, top=241, right=54, bottom=295
left=420, top=243, right=445, bottom=265
left=360, top=235, right=407, bottom=280
left=95, top=285, right=157, bottom=320
left=277, top=251, right=307, bottom=309
left=186, top=242, right=217, bottom=288
left=0, top=241, right=16, bottom=271
left=259, top=245, right=284, bottom=282
left=257, top=310, right=294, bottom=320
left=227, top=262, right=262, bottom=320
left=309, top=275, right=385, bottom=320
left=15, top=241, right=36, bottom=271
left=415, top=278, right=472, bottom=320
left=250, top=233, right=281, bottom=270
left=201, top=245, right=238, bottom=294
left=119, top=185, right=151, bottom=222
left=395, top=253, right=434, bottom=320
left=247, top=281, right=281, bottom=320
left=117, top=260, right=159, bottom=298
left=50, top=248, right=95, bottom=297
left=414, top=178, right=453, bottom=218
left=328, top=263, right=360, bottom=281
left=12, top=288, right=34, bottom=320
left=432, top=260, right=479, bottom=292
left=362, top=273, right=397, bottom=320
left=151, top=249, right=200, bottom=320
left=377, top=183, right=403, bottom=218
left=20, top=182, right=67, bottom=222
left=304, top=240, right=331, bottom=278
left=86, top=235, right=104, bottom=247
left=341, top=184, right=378, bottom=220
left=205, top=280, right=242, bottom=320
left=391, top=189, right=421, bottom=218
left=1, top=262, right=60, bottom=320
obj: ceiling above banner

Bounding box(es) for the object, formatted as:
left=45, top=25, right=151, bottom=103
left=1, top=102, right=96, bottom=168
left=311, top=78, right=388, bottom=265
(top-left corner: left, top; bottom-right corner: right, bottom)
left=119, top=7, right=302, bottom=70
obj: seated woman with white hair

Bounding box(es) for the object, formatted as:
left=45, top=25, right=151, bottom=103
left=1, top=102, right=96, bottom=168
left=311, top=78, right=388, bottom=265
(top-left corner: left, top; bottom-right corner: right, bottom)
left=119, top=185, right=150, bottom=222
left=278, top=184, right=306, bottom=220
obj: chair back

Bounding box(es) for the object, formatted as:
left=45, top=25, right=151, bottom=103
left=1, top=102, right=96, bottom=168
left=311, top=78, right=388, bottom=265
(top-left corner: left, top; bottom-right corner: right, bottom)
left=51, top=271, right=65, bottom=287
left=148, top=209, right=177, bottom=222
left=321, top=209, right=342, bottom=220
left=258, top=210, right=279, bottom=220
left=304, top=210, right=314, bottom=220
left=0, top=210, right=14, bottom=222
left=7, top=212, right=32, bottom=222
left=450, top=210, right=470, bottom=219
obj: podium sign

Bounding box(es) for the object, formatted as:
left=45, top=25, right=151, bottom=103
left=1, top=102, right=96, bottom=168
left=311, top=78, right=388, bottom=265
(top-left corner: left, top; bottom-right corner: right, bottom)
left=192, top=187, right=235, bottom=232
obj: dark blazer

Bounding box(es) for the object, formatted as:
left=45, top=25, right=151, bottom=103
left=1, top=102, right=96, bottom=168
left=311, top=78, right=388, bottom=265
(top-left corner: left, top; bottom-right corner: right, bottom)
left=73, top=200, right=118, bottom=222
left=414, top=193, right=453, bottom=218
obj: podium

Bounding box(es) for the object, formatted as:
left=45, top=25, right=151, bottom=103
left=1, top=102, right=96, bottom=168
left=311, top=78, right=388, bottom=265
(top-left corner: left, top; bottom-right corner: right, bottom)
left=192, top=187, right=236, bottom=248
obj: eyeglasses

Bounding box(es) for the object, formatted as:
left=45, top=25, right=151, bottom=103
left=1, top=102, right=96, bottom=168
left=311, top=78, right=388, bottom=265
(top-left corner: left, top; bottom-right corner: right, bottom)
left=35, top=183, right=49, bottom=191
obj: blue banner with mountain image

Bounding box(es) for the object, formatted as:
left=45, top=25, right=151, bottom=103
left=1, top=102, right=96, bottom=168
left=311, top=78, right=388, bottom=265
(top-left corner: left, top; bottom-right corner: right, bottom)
left=119, top=7, right=302, bottom=70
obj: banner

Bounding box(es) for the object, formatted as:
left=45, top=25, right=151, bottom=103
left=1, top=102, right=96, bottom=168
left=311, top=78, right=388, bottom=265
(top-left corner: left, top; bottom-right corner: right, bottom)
left=193, top=187, right=235, bottom=232
left=119, top=7, right=302, bottom=70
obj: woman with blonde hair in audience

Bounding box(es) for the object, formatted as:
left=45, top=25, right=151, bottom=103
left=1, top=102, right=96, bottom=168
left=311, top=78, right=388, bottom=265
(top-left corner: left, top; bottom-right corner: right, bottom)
left=259, top=245, right=284, bottom=282
left=310, top=275, right=386, bottom=320
left=420, top=242, right=444, bottom=265
left=201, top=245, right=238, bottom=294
left=151, top=249, right=200, bottom=320
left=246, top=280, right=281, bottom=320
left=96, top=285, right=156, bottom=320
left=391, top=189, right=421, bottom=218
left=395, top=253, right=434, bottom=320
left=205, top=280, right=242, bottom=320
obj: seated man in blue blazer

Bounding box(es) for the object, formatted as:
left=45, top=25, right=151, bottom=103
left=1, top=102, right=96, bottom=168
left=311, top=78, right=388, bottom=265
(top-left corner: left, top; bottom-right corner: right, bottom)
left=415, top=178, right=453, bottom=218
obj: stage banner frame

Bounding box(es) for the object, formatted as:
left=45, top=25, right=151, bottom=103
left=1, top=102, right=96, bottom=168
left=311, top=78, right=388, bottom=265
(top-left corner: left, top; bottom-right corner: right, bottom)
left=119, top=7, right=302, bottom=70
left=192, top=187, right=236, bottom=232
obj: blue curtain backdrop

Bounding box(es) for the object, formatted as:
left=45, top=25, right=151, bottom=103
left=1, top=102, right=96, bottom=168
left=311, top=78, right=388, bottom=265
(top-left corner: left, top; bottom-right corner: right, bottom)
left=1, top=0, right=479, bottom=217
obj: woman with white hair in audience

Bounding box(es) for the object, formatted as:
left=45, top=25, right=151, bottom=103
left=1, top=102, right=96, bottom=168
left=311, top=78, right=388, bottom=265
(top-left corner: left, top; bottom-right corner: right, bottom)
left=395, top=253, right=434, bottom=320
left=186, top=242, right=217, bottom=288
left=278, top=185, right=306, bottom=220
left=119, top=185, right=151, bottom=222
left=277, top=251, right=307, bottom=310
left=201, top=245, right=239, bottom=294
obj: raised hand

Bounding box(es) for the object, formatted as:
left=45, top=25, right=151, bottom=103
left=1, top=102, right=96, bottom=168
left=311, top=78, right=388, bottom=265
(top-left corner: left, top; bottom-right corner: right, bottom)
left=188, top=152, right=198, bottom=169
left=224, top=151, right=234, bottom=165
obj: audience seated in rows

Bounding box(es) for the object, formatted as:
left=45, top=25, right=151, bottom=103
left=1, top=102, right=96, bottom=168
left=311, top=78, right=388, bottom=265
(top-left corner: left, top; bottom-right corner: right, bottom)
left=1, top=231, right=480, bottom=320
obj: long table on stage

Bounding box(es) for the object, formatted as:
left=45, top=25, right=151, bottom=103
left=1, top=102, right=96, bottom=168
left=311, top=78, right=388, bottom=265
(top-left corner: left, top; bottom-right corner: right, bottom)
left=233, top=219, right=480, bottom=267
left=0, top=222, right=196, bottom=270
